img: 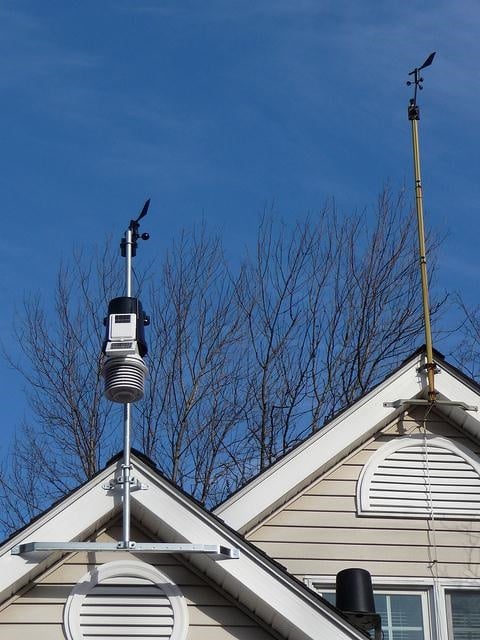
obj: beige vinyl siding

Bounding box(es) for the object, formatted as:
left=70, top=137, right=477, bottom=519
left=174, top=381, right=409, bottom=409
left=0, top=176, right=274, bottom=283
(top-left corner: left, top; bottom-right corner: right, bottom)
left=0, top=524, right=279, bottom=640
left=0, top=627, right=272, bottom=640
left=247, top=408, right=480, bottom=581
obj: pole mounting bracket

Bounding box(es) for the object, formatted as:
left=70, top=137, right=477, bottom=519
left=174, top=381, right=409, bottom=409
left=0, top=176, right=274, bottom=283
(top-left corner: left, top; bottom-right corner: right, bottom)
left=11, top=541, right=240, bottom=560
left=383, top=398, right=477, bottom=411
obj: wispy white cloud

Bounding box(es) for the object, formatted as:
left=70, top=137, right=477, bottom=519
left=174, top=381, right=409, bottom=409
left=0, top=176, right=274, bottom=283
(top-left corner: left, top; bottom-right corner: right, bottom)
left=0, top=4, right=101, bottom=127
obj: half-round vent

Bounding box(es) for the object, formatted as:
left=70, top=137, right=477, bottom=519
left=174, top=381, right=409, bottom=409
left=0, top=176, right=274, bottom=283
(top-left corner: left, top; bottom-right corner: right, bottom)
left=357, top=436, right=480, bottom=518
left=64, top=560, right=188, bottom=640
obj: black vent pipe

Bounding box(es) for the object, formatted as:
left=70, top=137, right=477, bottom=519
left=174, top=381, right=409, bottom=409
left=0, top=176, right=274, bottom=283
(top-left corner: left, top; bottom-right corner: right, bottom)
left=335, top=568, right=382, bottom=640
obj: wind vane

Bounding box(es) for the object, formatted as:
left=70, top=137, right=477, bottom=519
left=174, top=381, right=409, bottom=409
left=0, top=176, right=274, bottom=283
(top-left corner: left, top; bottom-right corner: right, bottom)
left=407, top=51, right=436, bottom=109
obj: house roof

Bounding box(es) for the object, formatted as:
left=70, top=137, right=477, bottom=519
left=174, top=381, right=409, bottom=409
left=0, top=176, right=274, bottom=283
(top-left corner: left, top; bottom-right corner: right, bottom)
left=214, top=348, right=480, bottom=532
left=0, top=452, right=367, bottom=640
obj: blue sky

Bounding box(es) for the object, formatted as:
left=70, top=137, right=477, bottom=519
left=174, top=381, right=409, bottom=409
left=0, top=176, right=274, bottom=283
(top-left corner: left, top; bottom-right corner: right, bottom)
left=1, top=1, right=480, bottom=438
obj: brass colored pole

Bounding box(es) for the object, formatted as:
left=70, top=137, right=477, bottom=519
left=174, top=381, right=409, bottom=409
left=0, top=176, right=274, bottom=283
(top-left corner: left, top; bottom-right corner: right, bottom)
left=409, top=101, right=436, bottom=402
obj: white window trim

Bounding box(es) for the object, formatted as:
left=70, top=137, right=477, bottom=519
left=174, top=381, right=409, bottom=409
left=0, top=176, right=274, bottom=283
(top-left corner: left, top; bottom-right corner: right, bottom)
left=305, top=575, right=480, bottom=640
left=435, top=579, right=480, bottom=640
left=63, top=560, right=189, bottom=640
left=357, top=435, right=480, bottom=519
left=306, top=576, right=433, bottom=639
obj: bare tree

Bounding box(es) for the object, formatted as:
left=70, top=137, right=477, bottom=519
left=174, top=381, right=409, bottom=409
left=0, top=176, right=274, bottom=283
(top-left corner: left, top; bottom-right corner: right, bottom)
left=137, top=227, right=247, bottom=504
left=237, top=189, right=432, bottom=470
left=316, top=189, right=429, bottom=414
left=0, top=188, right=440, bottom=535
left=237, top=213, right=335, bottom=470
left=450, top=296, right=480, bottom=379
left=0, top=244, right=122, bottom=529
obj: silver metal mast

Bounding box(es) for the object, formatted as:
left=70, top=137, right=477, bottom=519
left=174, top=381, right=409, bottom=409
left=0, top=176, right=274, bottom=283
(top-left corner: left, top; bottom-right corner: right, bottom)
left=122, top=225, right=133, bottom=547
left=12, top=199, right=240, bottom=560
left=117, top=200, right=150, bottom=547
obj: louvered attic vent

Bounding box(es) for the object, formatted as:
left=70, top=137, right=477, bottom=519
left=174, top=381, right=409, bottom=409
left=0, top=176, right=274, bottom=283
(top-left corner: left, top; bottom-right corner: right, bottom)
left=357, top=436, right=480, bottom=519
left=64, top=560, right=188, bottom=640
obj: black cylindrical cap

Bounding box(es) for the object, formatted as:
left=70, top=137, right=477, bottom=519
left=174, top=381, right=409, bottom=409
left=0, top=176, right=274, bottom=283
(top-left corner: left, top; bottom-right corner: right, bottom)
left=107, top=297, right=139, bottom=315
left=335, top=568, right=376, bottom=615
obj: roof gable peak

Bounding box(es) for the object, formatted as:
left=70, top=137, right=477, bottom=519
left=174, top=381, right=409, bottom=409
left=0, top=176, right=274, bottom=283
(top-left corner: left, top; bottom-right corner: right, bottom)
left=215, top=349, right=480, bottom=532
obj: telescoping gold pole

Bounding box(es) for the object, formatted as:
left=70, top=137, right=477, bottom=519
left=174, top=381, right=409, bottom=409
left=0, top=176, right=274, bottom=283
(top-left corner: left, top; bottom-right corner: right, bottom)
left=407, top=53, right=437, bottom=403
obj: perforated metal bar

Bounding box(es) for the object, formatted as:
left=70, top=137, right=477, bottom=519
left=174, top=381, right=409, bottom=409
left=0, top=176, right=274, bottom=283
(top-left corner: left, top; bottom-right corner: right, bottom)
left=11, top=541, right=240, bottom=559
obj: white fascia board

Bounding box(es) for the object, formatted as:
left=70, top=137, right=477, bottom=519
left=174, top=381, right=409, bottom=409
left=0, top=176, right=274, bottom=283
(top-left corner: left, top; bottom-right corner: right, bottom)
left=214, top=356, right=425, bottom=531
left=0, top=465, right=117, bottom=604
left=130, top=461, right=366, bottom=640
left=434, top=362, right=480, bottom=436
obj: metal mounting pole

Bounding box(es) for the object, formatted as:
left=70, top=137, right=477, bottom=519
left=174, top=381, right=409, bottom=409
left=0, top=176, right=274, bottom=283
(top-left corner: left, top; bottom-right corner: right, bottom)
left=122, top=226, right=133, bottom=547
left=125, top=227, right=133, bottom=298
left=407, top=53, right=437, bottom=403
left=409, top=105, right=436, bottom=402
left=122, top=404, right=132, bottom=546
left=121, top=227, right=132, bottom=548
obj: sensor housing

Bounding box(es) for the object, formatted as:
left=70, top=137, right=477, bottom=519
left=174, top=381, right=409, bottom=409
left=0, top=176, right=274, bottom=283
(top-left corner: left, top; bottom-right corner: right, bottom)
left=102, top=297, right=149, bottom=403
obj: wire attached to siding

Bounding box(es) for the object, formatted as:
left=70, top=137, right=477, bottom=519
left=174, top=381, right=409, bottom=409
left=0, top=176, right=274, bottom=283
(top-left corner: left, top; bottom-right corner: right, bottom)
left=420, top=403, right=439, bottom=577
left=420, top=403, right=444, bottom=638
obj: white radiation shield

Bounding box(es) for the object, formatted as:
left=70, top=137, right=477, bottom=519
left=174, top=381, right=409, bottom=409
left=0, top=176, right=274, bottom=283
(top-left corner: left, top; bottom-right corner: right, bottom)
left=102, top=300, right=149, bottom=404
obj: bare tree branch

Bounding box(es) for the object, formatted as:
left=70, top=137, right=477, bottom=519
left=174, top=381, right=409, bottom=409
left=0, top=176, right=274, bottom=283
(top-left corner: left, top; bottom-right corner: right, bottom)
left=0, top=188, right=442, bottom=534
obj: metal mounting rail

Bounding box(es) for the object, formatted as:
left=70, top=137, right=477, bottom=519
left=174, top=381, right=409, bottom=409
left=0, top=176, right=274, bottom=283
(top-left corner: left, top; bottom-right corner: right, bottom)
left=383, top=399, right=477, bottom=412
left=11, top=542, right=240, bottom=559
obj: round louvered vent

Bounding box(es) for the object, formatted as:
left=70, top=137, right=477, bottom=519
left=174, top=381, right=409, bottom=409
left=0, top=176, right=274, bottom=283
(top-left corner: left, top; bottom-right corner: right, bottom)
left=64, top=560, right=188, bottom=640
left=357, top=435, right=480, bottom=518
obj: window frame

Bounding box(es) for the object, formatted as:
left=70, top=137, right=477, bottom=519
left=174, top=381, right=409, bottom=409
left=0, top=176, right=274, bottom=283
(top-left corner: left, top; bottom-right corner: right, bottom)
left=438, top=582, right=480, bottom=640
left=305, top=576, right=480, bottom=640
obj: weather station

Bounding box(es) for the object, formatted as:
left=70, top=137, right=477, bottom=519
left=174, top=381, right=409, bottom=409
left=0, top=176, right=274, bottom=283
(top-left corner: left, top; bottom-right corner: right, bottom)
left=12, top=200, right=240, bottom=560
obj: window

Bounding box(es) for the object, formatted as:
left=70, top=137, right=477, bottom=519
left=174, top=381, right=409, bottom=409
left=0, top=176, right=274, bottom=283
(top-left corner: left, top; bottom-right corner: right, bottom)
left=374, top=592, right=426, bottom=640
left=320, top=588, right=429, bottom=640
left=307, top=578, right=480, bottom=640
left=446, top=590, right=480, bottom=640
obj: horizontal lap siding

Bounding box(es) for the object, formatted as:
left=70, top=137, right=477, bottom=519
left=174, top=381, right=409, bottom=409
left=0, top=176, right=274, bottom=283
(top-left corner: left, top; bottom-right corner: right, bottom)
left=0, top=524, right=279, bottom=640
left=247, top=409, right=480, bottom=580
left=0, top=626, right=275, bottom=640
left=251, top=526, right=480, bottom=547
left=0, top=624, right=66, bottom=639
left=256, top=541, right=480, bottom=563
left=0, top=602, right=267, bottom=626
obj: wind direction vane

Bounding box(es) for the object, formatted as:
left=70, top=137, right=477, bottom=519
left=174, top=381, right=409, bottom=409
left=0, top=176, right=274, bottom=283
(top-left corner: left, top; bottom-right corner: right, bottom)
left=407, top=51, right=436, bottom=109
